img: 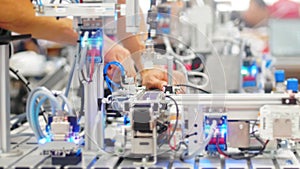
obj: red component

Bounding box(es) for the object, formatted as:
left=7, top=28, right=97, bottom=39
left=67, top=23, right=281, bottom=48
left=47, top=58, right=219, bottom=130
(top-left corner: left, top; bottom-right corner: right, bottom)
left=88, top=48, right=100, bottom=56
left=243, top=76, right=256, bottom=81
left=88, top=48, right=100, bottom=81
left=262, top=46, right=269, bottom=54
left=209, top=137, right=225, bottom=144
left=184, top=64, right=192, bottom=71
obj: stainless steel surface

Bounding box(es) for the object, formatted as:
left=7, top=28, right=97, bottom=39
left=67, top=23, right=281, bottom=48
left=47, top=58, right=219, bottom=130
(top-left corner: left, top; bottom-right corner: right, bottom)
left=227, top=121, right=250, bottom=148
left=0, top=44, right=11, bottom=153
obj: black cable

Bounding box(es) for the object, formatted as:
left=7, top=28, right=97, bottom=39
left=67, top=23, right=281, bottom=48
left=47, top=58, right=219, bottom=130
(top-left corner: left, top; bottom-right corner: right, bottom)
left=250, top=120, right=265, bottom=145
left=166, top=95, right=179, bottom=148
left=184, top=132, right=198, bottom=138
left=175, top=84, right=210, bottom=94
left=251, top=120, right=258, bottom=135
left=174, top=141, right=188, bottom=152
left=9, top=67, right=49, bottom=125
left=216, top=135, right=269, bottom=160
left=9, top=67, right=31, bottom=92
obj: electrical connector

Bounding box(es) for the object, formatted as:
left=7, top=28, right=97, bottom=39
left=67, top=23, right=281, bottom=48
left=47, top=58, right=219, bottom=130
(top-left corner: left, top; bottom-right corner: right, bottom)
left=204, top=113, right=228, bottom=153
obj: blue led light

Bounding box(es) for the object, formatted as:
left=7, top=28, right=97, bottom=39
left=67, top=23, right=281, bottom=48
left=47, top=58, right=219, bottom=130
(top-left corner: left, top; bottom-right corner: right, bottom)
left=38, top=138, right=47, bottom=144
left=38, top=136, right=51, bottom=144
left=67, top=136, right=80, bottom=144
left=241, top=64, right=258, bottom=77
left=220, top=129, right=227, bottom=136
left=251, top=65, right=257, bottom=76
left=241, top=66, right=249, bottom=76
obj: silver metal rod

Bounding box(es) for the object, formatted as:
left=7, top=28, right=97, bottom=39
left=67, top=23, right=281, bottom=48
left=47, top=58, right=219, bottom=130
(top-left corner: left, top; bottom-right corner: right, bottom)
left=126, top=0, right=140, bottom=33
left=172, top=93, right=298, bottom=101
left=84, top=79, right=99, bottom=151
left=171, top=93, right=298, bottom=120
left=167, top=55, right=173, bottom=86
left=97, top=63, right=105, bottom=149
left=0, top=44, right=11, bottom=153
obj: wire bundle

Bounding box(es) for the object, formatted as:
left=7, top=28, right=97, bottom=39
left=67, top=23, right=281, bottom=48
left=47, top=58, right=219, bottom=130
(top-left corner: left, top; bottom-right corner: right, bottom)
left=216, top=135, right=269, bottom=160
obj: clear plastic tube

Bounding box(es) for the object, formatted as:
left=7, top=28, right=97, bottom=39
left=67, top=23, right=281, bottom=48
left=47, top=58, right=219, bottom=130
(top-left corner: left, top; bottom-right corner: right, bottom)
left=26, top=87, right=62, bottom=140
left=57, top=93, right=74, bottom=116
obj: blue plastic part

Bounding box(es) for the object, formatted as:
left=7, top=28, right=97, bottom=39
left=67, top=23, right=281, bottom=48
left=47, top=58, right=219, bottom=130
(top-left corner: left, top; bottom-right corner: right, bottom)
left=103, top=61, right=126, bottom=77
left=266, top=60, right=272, bottom=68
left=243, top=80, right=256, bottom=87
left=206, top=144, right=226, bottom=152
left=124, top=115, right=130, bottom=125
left=38, top=136, right=51, bottom=144
left=103, top=61, right=125, bottom=92
left=287, top=78, right=299, bottom=92
left=87, top=56, right=102, bottom=63
left=275, top=70, right=285, bottom=83
left=157, top=6, right=171, bottom=35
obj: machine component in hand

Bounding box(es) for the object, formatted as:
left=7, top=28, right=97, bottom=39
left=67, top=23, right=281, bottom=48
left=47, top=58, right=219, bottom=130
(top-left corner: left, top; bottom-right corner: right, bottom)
left=204, top=113, right=228, bottom=153
left=259, top=105, right=300, bottom=140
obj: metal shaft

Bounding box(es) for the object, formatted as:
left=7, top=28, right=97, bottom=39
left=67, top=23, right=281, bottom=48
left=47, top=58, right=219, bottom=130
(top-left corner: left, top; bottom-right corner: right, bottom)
left=84, top=79, right=99, bottom=151
left=0, top=44, right=11, bottom=153
left=84, top=63, right=105, bottom=151
left=167, top=55, right=173, bottom=86
left=97, top=63, right=105, bottom=150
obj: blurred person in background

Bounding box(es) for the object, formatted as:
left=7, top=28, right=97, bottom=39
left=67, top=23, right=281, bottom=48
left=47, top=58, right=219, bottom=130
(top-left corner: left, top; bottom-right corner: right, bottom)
left=242, top=0, right=300, bottom=27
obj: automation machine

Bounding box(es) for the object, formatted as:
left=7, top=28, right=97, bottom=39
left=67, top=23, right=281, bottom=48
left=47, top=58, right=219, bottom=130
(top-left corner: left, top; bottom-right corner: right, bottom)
left=1, top=0, right=300, bottom=169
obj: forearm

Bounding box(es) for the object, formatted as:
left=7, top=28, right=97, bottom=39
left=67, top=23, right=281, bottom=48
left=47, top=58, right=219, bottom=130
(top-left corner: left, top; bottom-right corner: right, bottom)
left=0, top=17, right=77, bottom=45
left=0, top=0, right=78, bottom=45
left=117, top=0, right=146, bottom=71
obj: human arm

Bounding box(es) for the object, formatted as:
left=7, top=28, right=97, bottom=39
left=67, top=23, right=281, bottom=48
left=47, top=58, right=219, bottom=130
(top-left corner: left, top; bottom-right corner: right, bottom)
left=242, top=0, right=269, bottom=27
left=0, top=0, right=77, bottom=45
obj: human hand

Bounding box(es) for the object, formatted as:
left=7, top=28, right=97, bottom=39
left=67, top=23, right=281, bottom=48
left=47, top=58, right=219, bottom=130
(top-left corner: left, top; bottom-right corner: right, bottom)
left=104, top=44, right=136, bottom=79
left=140, top=68, right=186, bottom=91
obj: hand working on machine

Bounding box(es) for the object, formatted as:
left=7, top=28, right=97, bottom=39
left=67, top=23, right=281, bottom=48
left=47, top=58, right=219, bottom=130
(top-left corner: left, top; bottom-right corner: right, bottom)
left=4, top=0, right=300, bottom=168
left=0, top=0, right=185, bottom=91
